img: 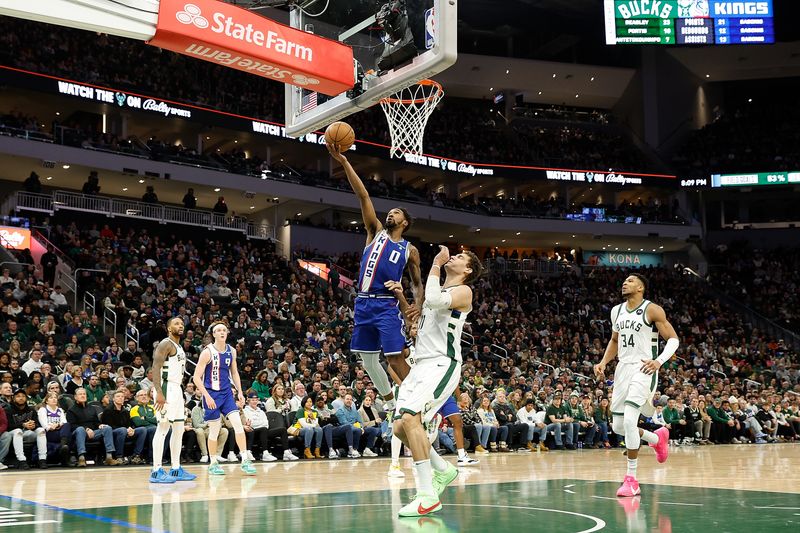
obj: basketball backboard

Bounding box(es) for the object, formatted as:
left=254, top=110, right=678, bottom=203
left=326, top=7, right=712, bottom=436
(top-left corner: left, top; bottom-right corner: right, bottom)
left=284, top=0, right=457, bottom=138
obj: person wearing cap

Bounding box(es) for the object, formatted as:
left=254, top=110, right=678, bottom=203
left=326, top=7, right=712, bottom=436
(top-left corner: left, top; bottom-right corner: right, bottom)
left=2, top=388, right=48, bottom=469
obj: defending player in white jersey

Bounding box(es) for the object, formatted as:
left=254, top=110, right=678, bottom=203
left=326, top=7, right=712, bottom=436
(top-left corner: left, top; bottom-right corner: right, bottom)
left=593, top=273, right=680, bottom=497
left=150, top=317, right=196, bottom=483
left=392, top=246, right=483, bottom=517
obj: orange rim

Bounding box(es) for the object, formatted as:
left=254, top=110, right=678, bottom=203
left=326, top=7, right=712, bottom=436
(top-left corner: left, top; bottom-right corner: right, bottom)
left=380, top=79, right=443, bottom=105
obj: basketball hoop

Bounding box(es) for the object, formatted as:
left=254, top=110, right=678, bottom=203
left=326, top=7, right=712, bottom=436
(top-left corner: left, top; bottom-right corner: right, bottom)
left=380, top=79, right=444, bottom=159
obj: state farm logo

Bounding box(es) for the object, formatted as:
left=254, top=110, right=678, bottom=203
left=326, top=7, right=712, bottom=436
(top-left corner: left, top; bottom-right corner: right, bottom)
left=176, top=4, right=208, bottom=29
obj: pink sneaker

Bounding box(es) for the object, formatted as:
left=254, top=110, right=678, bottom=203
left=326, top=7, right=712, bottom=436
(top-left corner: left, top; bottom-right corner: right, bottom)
left=650, top=427, right=670, bottom=463
left=616, top=475, right=641, bottom=497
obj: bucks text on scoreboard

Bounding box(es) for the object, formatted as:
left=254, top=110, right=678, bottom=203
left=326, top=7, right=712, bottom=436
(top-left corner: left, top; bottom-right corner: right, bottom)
left=604, top=1, right=774, bottom=45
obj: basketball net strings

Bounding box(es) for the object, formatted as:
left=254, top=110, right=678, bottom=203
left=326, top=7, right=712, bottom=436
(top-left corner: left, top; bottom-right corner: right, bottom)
left=380, top=83, right=443, bottom=158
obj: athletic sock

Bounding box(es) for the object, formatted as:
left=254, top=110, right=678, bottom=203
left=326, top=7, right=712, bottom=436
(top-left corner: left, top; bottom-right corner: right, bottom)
left=412, top=460, right=435, bottom=495
left=457, top=448, right=467, bottom=459
left=626, top=458, right=638, bottom=477
left=391, top=435, right=402, bottom=466
left=641, top=430, right=659, bottom=445
left=428, top=447, right=448, bottom=472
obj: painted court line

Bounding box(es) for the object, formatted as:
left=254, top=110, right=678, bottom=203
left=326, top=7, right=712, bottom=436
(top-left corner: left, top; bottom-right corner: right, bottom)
left=591, top=495, right=702, bottom=507
left=564, top=490, right=576, bottom=494
left=753, top=506, right=800, bottom=510
left=275, top=502, right=606, bottom=533
left=0, top=494, right=158, bottom=532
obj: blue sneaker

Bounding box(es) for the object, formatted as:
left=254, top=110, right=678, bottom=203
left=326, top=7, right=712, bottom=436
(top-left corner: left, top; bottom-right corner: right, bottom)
left=149, top=469, right=177, bottom=484
left=169, top=467, right=197, bottom=481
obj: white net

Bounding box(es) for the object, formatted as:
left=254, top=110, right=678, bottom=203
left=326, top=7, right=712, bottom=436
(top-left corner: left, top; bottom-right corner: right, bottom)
left=379, top=79, right=444, bottom=159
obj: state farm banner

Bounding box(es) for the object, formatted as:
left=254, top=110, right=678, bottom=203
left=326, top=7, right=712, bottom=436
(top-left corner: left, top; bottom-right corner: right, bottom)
left=148, top=0, right=354, bottom=96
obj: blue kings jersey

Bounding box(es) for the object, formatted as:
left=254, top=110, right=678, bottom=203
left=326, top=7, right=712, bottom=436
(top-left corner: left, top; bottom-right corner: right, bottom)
left=204, top=343, right=234, bottom=393
left=357, top=230, right=410, bottom=296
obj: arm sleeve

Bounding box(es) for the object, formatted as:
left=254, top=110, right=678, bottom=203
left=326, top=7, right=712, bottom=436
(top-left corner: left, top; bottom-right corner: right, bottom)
left=38, top=407, right=49, bottom=428
left=424, top=276, right=452, bottom=310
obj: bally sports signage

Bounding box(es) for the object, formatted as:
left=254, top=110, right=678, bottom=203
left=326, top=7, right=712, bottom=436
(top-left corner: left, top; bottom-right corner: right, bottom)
left=0, top=65, right=677, bottom=186
left=148, top=0, right=354, bottom=96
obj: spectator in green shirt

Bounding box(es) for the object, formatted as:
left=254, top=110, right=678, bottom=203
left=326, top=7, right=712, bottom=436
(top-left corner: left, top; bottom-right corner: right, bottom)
left=252, top=371, right=271, bottom=401
left=84, top=375, right=107, bottom=403
left=707, top=397, right=734, bottom=444
left=663, top=398, right=688, bottom=444
left=129, top=389, right=158, bottom=459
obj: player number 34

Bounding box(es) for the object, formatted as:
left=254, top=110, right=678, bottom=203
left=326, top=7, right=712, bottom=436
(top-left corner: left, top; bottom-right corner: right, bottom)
left=620, top=334, right=635, bottom=348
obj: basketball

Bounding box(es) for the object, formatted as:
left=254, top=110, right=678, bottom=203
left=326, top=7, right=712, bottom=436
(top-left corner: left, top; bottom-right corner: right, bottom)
left=324, top=121, right=355, bottom=152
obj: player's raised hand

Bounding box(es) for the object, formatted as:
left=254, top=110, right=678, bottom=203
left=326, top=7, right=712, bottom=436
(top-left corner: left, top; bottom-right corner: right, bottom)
left=326, top=142, right=347, bottom=164
left=433, top=245, right=450, bottom=267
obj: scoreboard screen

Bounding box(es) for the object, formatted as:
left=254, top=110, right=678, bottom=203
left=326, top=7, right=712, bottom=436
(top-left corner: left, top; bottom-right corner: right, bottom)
left=604, top=1, right=775, bottom=45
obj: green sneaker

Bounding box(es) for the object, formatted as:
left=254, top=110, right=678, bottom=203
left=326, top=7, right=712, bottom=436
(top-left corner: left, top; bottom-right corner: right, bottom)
left=240, top=460, right=257, bottom=476
left=398, top=492, right=441, bottom=517
left=208, top=463, right=225, bottom=476
left=431, top=463, right=458, bottom=496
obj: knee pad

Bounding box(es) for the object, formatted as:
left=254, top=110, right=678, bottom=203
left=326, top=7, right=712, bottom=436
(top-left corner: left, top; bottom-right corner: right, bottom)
left=227, top=412, right=245, bottom=435
left=612, top=415, right=626, bottom=436
left=208, top=419, right=222, bottom=441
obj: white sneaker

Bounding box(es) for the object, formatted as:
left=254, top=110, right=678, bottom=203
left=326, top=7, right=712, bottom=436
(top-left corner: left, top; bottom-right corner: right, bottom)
left=328, top=449, right=339, bottom=459
left=388, top=463, right=405, bottom=477
left=227, top=452, right=238, bottom=462
left=199, top=455, right=209, bottom=463
left=246, top=451, right=256, bottom=461
left=362, top=448, right=378, bottom=457
left=261, top=451, right=278, bottom=462
left=283, top=450, right=299, bottom=461
left=214, top=455, right=228, bottom=463
left=0, top=463, right=7, bottom=470
left=457, top=456, right=480, bottom=466
left=347, top=449, right=361, bottom=458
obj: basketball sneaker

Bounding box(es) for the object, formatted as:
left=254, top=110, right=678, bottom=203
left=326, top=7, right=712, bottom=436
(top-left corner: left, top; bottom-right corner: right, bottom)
left=616, top=475, right=641, bottom=497
left=388, top=463, right=406, bottom=478
left=208, top=463, right=226, bottom=476
left=240, top=460, right=257, bottom=476
left=650, top=427, right=670, bottom=463
left=169, top=467, right=197, bottom=481
left=398, top=492, right=442, bottom=517
left=456, top=456, right=479, bottom=466
left=149, top=469, right=177, bottom=484
left=432, top=463, right=458, bottom=496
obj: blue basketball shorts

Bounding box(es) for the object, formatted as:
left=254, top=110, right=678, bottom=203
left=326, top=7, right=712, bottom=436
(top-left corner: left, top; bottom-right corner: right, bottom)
left=350, top=297, right=407, bottom=355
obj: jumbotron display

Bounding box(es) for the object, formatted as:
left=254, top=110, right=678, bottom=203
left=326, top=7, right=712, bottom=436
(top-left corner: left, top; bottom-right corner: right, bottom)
left=604, top=0, right=775, bottom=45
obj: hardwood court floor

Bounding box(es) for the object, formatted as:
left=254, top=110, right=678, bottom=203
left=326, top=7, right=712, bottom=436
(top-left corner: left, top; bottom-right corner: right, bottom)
left=0, top=444, right=798, bottom=532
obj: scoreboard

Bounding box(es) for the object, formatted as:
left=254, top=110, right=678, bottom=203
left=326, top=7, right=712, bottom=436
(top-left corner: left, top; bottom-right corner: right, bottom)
left=604, top=0, right=775, bottom=45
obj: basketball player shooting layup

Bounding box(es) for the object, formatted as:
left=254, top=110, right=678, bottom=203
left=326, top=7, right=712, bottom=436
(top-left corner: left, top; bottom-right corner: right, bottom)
left=393, top=245, right=483, bottom=517
left=192, top=321, right=257, bottom=476
left=593, top=273, right=680, bottom=497
left=327, top=142, right=423, bottom=408
left=150, top=317, right=196, bottom=483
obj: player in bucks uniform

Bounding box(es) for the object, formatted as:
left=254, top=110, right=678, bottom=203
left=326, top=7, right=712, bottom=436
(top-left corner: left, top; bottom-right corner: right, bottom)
left=392, top=246, right=483, bottom=517
left=150, top=317, right=196, bottom=483
left=327, top=143, right=423, bottom=409
left=593, top=273, right=680, bottom=497
left=192, top=321, right=256, bottom=476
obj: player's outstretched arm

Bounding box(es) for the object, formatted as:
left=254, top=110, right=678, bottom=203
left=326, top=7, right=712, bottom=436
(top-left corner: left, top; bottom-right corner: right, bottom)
left=326, top=142, right=381, bottom=239
left=407, top=245, right=424, bottom=309
left=192, top=349, right=216, bottom=409
left=424, top=246, right=472, bottom=313
left=151, top=339, right=174, bottom=411
left=641, top=304, right=679, bottom=375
